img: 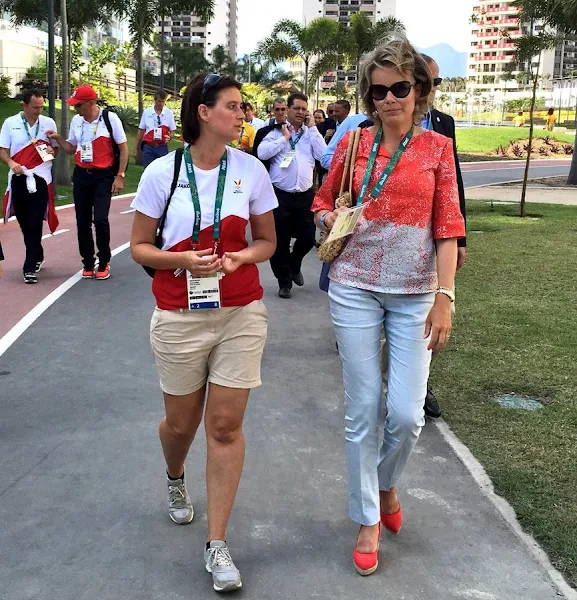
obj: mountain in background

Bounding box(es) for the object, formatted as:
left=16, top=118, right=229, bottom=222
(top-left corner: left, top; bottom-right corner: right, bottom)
left=418, top=43, right=468, bottom=78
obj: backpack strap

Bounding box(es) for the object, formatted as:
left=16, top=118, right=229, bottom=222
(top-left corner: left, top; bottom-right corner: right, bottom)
left=102, top=109, right=114, bottom=141
left=156, top=148, right=183, bottom=246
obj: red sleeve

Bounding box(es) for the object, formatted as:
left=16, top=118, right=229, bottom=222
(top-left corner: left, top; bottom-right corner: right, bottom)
left=311, top=132, right=353, bottom=213
left=433, top=137, right=466, bottom=240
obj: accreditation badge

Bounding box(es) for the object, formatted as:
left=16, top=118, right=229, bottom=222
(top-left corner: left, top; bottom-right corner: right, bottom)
left=325, top=205, right=364, bottom=243
left=80, top=142, right=94, bottom=163
left=153, top=127, right=163, bottom=141
left=186, top=272, right=222, bottom=310
left=279, top=150, right=296, bottom=169
left=35, top=142, right=54, bottom=162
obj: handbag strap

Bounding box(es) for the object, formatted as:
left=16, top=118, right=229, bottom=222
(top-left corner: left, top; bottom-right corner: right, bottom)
left=348, top=128, right=362, bottom=200
left=338, top=130, right=356, bottom=197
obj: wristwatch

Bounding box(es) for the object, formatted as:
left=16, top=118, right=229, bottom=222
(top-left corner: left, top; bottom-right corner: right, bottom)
left=436, top=286, right=455, bottom=302
left=117, top=172, right=125, bottom=178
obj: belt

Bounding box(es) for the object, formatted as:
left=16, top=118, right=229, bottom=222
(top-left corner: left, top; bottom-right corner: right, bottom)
left=273, top=185, right=313, bottom=196
left=77, top=166, right=112, bottom=174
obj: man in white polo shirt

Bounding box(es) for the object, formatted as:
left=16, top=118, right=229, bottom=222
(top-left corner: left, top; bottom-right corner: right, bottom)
left=47, top=84, right=128, bottom=280
left=0, top=88, right=59, bottom=284
left=134, top=90, right=177, bottom=168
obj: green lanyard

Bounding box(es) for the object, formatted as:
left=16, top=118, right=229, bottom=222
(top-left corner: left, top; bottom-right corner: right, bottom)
left=21, top=113, right=40, bottom=141
left=183, top=146, right=228, bottom=249
left=356, top=126, right=413, bottom=207
left=289, top=128, right=304, bottom=150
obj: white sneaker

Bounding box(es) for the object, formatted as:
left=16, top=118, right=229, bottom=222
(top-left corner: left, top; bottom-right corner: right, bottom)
left=204, top=541, right=242, bottom=593
left=166, top=474, right=193, bottom=524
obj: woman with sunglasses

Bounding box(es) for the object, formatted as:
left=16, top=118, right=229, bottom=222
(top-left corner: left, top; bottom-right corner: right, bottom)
left=130, top=73, right=277, bottom=593
left=312, top=39, right=465, bottom=575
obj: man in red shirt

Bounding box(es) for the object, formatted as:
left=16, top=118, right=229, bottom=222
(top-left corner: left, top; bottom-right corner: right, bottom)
left=0, top=88, right=59, bottom=283
left=48, top=85, right=128, bottom=280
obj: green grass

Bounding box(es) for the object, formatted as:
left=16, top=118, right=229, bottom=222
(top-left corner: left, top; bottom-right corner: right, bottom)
left=456, top=126, right=575, bottom=154
left=0, top=99, right=181, bottom=206
left=433, top=200, right=577, bottom=588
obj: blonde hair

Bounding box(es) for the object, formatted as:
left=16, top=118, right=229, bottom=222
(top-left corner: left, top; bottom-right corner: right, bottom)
left=358, top=37, right=432, bottom=125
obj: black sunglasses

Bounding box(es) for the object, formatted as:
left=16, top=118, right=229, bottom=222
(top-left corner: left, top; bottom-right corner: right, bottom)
left=200, top=73, right=223, bottom=102
left=433, top=77, right=442, bottom=87
left=369, top=81, right=414, bottom=101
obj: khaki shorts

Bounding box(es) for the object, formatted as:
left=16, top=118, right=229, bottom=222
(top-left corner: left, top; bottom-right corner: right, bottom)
left=150, top=300, right=268, bottom=396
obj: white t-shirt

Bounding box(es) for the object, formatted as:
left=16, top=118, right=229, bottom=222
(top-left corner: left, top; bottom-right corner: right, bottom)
left=0, top=113, right=58, bottom=182
left=67, top=109, right=126, bottom=169
left=246, top=117, right=265, bottom=131
left=138, top=106, right=177, bottom=142
left=131, top=146, right=278, bottom=309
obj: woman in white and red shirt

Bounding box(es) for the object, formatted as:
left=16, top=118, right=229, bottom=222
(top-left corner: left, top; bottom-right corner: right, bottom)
left=130, top=73, right=277, bottom=593
left=312, top=39, right=465, bottom=575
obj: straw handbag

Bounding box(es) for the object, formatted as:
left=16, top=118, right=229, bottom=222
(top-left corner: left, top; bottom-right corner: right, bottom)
left=318, top=127, right=362, bottom=263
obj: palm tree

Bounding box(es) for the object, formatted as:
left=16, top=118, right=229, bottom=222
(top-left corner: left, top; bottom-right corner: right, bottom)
left=115, top=0, right=214, bottom=116
left=167, top=44, right=209, bottom=87
left=339, top=13, right=406, bottom=111
left=209, top=44, right=239, bottom=77
left=256, top=18, right=339, bottom=96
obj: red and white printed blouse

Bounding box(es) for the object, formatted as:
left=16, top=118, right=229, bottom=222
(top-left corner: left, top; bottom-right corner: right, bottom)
left=312, top=128, right=466, bottom=294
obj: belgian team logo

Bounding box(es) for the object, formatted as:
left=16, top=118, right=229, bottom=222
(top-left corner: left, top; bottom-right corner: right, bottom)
left=233, top=179, right=243, bottom=194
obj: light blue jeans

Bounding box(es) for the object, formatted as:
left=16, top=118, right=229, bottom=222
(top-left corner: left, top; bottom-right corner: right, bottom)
left=328, top=282, right=435, bottom=526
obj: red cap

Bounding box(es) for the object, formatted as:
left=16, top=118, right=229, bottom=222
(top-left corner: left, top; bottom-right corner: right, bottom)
left=66, top=85, right=98, bottom=105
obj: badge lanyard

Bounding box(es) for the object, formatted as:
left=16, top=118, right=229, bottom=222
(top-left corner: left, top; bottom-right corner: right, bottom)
left=356, top=126, right=413, bottom=207
left=21, top=113, right=40, bottom=143
left=289, top=128, right=304, bottom=150
left=183, top=145, right=228, bottom=253
left=80, top=113, right=102, bottom=144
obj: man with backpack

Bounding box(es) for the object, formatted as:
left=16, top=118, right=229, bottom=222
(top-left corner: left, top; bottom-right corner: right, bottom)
left=47, top=85, right=128, bottom=280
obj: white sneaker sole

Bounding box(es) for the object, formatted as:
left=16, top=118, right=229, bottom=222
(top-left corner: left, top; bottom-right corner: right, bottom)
left=169, top=508, right=194, bottom=524
left=205, top=567, right=242, bottom=593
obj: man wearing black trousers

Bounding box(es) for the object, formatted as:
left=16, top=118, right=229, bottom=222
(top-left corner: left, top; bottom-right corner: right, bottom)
left=257, top=93, right=327, bottom=299
left=0, top=89, right=59, bottom=283
left=47, top=85, right=128, bottom=280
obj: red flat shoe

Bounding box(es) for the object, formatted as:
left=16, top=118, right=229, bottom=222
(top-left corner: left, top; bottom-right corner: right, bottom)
left=353, top=523, right=381, bottom=576
left=381, top=506, right=403, bottom=535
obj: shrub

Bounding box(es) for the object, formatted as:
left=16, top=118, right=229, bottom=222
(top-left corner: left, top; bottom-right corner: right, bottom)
left=108, top=104, right=139, bottom=129
left=0, top=75, right=11, bottom=101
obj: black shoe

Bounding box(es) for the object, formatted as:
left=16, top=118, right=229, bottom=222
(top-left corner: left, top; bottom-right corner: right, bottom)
left=278, top=287, right=291, bottom=299
left=290, top=271, right=304, bottom=287
left=424, top=387, right=441, bottom=418
left=24, top=272, right=38, bottom=284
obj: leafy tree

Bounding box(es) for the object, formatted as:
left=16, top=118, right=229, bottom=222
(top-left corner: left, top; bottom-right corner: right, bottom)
left=209, top=44, right=239, bottom=77
left=508, top=0, right=558, bottom=215
left=515, top=0, right=577, bottom=185
left=114, top=0, right=214, bottom=115
left=256, top=18, right=339, bottom=96
left=339, top=13, right=405, bottom=111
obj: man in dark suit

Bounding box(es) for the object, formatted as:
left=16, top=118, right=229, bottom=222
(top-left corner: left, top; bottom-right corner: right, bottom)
left=419, top=54, right=467, bottom=418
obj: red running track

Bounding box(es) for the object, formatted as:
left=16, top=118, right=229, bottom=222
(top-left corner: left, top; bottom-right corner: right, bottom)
left=0, top=195, right=135, bottom=341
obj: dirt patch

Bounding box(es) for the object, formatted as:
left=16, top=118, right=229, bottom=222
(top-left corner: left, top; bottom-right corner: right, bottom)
left=502, top=176, right=575, bottom=188
left=495, top=137, right=574, bottom=159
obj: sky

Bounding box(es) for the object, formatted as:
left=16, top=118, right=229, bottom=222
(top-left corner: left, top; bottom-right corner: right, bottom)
left=236, top=0, right=474, bottom=57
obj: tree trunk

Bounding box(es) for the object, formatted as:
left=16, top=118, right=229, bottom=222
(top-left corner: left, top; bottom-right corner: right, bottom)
left=520, top=57, right=541, bottom=217
left=355, top=56, right=360, bottom=113
left=56, top=0, right=70, bottom=187
left=137, top=36, right=144, bottom=117
left=566, top=93, right=577, bottom=186
left=304, top=58, right=309, bottom=96
left=160, top=18, right=165, bottom=91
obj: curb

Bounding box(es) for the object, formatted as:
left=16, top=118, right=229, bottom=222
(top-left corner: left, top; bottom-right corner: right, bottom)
left=435, top=419, right=577, bottom=600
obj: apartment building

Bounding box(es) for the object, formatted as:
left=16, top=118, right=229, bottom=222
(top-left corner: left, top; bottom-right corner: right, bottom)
left=467, top=1, right=576, bottom=92
left=303, top=0, right=397, bottom=88
left=157, top=0, right=238, bottom=61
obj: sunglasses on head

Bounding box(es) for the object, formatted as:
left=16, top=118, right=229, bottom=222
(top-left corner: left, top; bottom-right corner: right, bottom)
left=200, top=73, right=223, bottom=102
left=369, top=81, right=414, bottom=101
left=433, top=77, right=442, bottom=87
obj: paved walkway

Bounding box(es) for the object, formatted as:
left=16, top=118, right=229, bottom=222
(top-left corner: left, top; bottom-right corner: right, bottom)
left=467, top=183, right=577, bottom=205
left=0, top=244, right=571, bottom=599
